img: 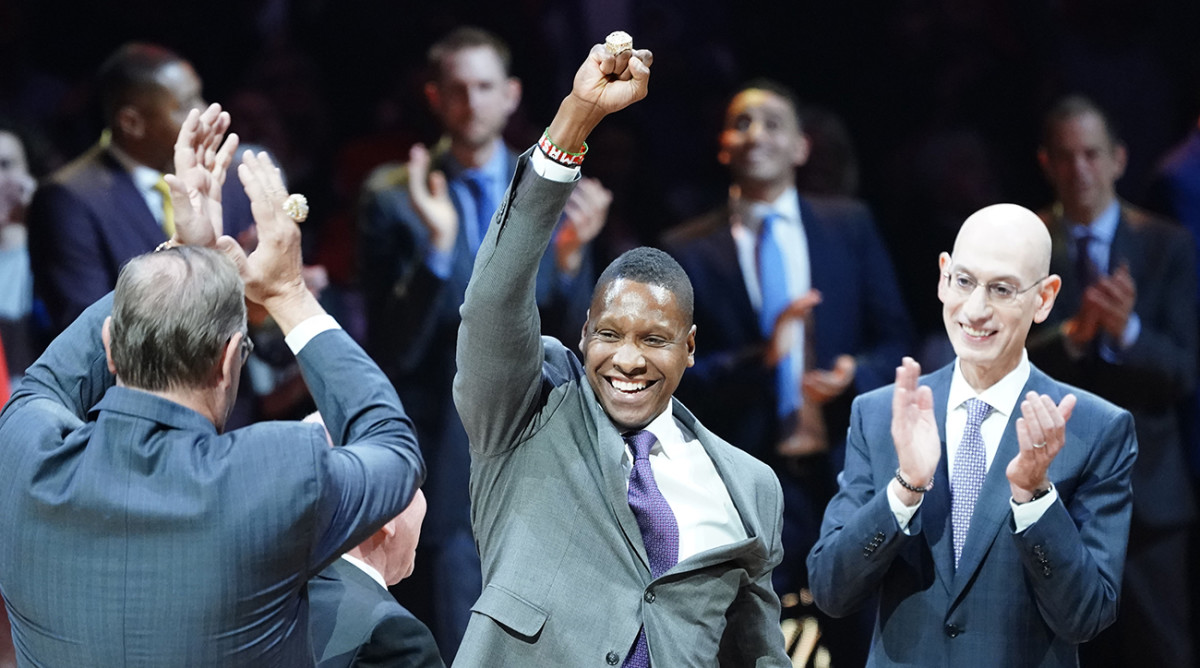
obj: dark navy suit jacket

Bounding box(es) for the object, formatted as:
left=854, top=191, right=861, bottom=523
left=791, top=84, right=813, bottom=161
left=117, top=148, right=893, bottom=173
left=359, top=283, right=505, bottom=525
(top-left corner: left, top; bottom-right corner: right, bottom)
left=309, top=558, right=443, bottom=668
left=0, top=294, right=424, bottom=667
left=27, top=144, right=254, bottom=334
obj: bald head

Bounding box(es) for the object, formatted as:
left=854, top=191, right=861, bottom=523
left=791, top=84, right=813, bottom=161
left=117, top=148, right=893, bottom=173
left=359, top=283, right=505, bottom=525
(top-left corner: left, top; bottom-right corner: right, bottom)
left=939, top=203, right=1060, bottom=390
left=954, top=203, right=1052, bottom=285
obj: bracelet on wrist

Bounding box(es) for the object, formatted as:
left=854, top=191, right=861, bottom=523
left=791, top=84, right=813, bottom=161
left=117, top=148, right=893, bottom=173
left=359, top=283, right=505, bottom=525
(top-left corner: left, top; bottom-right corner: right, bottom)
left=537, top=127, right=587, bottom=168
left=1014, top=486, right=1053, bottom=505
left=894, top=468, right=932, bottom=494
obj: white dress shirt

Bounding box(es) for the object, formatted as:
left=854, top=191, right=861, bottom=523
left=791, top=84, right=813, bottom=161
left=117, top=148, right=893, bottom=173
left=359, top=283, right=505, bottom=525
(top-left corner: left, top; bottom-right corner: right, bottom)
left=624, top=408, right=747, bottom=563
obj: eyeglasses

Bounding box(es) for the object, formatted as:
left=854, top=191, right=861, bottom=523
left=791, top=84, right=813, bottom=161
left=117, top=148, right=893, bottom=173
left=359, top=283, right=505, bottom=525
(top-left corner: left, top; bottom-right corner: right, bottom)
left=943, top=271, right=1046, bottom=305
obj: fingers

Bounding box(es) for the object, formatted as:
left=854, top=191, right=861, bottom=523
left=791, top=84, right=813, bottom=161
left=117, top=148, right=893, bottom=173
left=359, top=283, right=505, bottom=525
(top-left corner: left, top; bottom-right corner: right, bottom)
left=1058, top=393, right=1077, bottom=423
left=1016, top=391, right=1069, bottom=456
left=892, top=356, right=921, bottom=416
left=212, top=132, right=239, bottom=189
left=215, top=235, right=249, bottom=275
left=428, top=170, right=448, bottom=200
left=406, top=144, right=432, bottom=199
left=237, top=150, right=290, bottom=233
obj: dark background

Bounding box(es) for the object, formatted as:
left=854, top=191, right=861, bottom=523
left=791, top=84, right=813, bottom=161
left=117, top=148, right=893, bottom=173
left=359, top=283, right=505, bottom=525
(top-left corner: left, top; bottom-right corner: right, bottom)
left=4, top=0, right=1200, bottom=339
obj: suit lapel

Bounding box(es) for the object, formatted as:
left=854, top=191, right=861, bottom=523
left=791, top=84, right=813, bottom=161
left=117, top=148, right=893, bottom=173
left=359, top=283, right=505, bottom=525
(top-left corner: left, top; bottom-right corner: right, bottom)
left=707, top=210, right=760, bottom=330
left=581, top=380, right=653, bottom=576
left=99, top=150, right=169, bottom=251
left=921, top=366, right=956, bottom=592
left=669, top=400, right=770, bottom=576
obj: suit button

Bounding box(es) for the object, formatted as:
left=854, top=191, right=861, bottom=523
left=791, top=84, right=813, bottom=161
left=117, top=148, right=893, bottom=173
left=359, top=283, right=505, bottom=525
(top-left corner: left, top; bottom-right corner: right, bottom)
left=945, top=623, right=961, bottom=638
left=644, top=591, right=656, bottom=603
left=606, top=650, right=620, bottom=665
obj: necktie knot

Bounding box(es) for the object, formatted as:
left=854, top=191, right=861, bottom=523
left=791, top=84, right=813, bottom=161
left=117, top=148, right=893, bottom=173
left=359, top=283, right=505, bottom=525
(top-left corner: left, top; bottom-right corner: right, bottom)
left=964, top=398, right=991, bottom=427
left=624, top=430, right=656, bottom=462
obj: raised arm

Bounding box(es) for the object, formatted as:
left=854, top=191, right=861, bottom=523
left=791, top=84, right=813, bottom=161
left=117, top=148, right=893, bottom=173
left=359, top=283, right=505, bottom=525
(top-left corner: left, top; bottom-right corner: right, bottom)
left=453, top=43, right=652, bottom=455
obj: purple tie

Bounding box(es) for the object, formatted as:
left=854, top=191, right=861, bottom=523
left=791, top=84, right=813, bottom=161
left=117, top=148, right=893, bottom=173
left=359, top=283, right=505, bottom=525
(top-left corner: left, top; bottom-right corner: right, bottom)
left=622, top=429, right=679, bottom=668
left=951, top=398, right=991, bottom=567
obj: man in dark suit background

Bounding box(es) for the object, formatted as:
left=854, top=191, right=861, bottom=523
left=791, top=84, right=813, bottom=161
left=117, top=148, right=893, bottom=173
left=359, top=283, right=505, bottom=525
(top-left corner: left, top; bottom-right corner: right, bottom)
left=357, top=26, right=606, bottom=660
left=309, top=489, right=443, bottom=668
left=808, top=202, right=1136, bottom=667
left=26, top=42, right=252, bottom=335
left=662, top=80, right=912, bottom=666
left=0, top=106, right=424, bottom=666
left=1029, top=95, right=1198, bottom=668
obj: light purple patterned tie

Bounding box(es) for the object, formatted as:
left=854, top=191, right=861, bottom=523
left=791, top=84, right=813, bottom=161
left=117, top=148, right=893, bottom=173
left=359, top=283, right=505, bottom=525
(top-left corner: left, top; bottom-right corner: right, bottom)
left=951, top=398, right=991, bottom=567
left=623, top=430, right=679, bottom=668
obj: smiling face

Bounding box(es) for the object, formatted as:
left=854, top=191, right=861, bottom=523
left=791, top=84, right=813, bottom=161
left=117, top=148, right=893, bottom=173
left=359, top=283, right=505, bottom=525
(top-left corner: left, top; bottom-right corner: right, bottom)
left=938, top=204, right=1060, bottom=390
left=580, top=278, right=696, bottom=432
left=718, top=88, right=810, bottom=198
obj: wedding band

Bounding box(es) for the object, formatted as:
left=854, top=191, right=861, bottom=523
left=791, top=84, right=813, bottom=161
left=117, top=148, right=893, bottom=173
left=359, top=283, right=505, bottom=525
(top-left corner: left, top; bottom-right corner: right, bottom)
left=1032, top=442, right=1046, bottom=449
left=605, top=30, right=633, bottom=54
left=282, top=193, right=309, bottom=223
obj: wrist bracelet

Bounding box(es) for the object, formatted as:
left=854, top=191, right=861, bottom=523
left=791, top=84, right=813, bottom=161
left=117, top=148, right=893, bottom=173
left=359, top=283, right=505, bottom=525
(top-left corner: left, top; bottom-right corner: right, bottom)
left=1014, top=486, right=1053, bottom=505
left=155, top=239, right=181, bottom=252
left=537, top=127, right=587, bottom=168
left=894, top=468, right=932, bottom=494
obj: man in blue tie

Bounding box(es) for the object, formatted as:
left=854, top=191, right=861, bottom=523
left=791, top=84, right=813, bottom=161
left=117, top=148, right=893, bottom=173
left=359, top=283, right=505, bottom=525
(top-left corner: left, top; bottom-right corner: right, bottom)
left=662, top=80, right=913, bottom=664
left=357, top=26, right=609, bottom=662
left=808, top=203, right=1137, bottom=667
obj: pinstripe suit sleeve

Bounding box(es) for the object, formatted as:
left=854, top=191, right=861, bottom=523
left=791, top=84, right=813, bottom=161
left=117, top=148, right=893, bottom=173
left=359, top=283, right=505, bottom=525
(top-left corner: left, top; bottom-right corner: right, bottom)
left=298, top=328, right=426, bottom=571
left=0, top=292, right=114, bottom=427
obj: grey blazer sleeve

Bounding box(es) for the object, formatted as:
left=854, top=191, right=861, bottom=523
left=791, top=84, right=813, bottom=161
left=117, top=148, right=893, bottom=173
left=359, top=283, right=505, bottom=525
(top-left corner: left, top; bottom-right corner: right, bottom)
left=453, top=151, right=578, bottom=455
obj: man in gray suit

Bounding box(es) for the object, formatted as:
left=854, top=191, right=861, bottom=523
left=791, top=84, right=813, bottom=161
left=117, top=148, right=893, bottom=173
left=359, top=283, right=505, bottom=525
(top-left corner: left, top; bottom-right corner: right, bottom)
left=0, top=105, right=424, bottom=666
left=453, top=43, right=789, bottom=666
left=807, top=204, right=1136, bottom=666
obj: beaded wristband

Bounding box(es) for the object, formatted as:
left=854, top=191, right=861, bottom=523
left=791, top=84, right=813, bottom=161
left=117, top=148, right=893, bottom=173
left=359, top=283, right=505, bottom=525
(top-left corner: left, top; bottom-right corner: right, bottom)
left=894, top=468, right=933, bottom=494
left=537, top=128, right=587, bottom=167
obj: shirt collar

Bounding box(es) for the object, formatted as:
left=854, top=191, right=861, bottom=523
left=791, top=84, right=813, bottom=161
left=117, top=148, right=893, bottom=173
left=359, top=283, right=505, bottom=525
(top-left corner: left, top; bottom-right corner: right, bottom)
left=743, top=186, right=801, bottom=229
left=443, top=137, right=509, bottom=183
left=106, top=141, right=165, bottom=194
left=629, top=405, right=686, bottom=461
left=948, top=350, right=1031, bottom=418
left=339, top=554, right=387, bottom=589
left=1067, top=198, right=1120, bottom=244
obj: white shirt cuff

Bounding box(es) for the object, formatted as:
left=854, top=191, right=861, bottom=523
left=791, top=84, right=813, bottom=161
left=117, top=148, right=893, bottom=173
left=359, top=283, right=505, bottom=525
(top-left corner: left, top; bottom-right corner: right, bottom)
left=887, top=482, right=923, bottom=534
left=284, top=314, right=342, bottom=354
left=1010, top=484, right=1058, bottom=533
left=530, top=148, right=581, bottom=183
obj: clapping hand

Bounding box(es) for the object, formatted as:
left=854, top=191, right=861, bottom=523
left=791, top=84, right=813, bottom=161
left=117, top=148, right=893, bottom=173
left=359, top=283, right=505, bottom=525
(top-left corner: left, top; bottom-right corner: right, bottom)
left=165, top=103, right=239, bottom=248
left=405, top=143, right=458, bottom=253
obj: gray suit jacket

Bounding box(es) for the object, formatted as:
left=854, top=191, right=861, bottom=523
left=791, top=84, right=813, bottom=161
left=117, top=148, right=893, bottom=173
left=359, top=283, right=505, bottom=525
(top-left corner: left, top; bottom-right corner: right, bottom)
left=807, top=362, right=1136, bottom=667
left=452, top=152, right=790, bottom=667
left=0, top=294, right=425, bottom=667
